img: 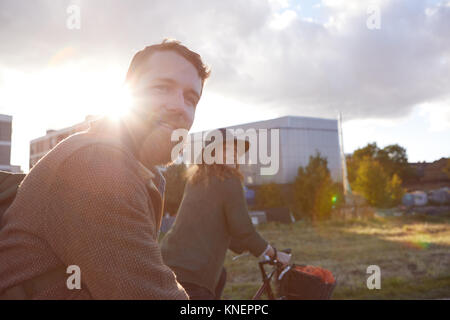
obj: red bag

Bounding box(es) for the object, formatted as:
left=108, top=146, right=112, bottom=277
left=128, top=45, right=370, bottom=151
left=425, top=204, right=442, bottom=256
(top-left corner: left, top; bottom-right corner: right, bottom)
left=294, top=265, right=336, bottom=284
left=276, top=264, right=336, bottom=300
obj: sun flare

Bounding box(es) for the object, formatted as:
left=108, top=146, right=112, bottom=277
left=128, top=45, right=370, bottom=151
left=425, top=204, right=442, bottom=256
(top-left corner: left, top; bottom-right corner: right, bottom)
left=104, top=85, right=133, bottom=121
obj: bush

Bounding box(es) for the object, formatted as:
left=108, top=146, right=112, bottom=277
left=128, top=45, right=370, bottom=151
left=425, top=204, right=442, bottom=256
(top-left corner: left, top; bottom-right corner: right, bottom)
left=292, top=152, right=335, bottom=221
left=352, top=158, right=405, bottom=208
left=353, top=158, right=390, bottom=207
left=387, top=173, right=404, bottom=206
left=254, top=183, right=284, bottom=210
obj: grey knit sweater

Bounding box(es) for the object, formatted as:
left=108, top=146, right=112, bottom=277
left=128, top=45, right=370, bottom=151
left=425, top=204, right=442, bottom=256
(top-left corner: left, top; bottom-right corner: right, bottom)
left=161, top=174, right=268, bottom=294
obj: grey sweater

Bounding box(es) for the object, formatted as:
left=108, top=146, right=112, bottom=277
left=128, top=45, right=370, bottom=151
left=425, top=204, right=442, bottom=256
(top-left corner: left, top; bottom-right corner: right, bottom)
left=160, top=174, right=268, bottom=294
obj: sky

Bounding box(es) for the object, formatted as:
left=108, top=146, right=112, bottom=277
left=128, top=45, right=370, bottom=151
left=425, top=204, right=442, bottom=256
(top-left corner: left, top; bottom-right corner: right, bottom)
left=0, top=0, right=449, bottom=172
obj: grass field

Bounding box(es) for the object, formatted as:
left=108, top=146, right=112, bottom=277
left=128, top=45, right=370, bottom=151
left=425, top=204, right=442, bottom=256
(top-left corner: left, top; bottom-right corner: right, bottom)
left=222, top=212, right=450, bottom=300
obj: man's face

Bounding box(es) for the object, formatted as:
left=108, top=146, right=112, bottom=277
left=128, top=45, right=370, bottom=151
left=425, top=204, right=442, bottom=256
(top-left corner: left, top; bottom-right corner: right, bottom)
left=130, top=50, right=202, bottom=166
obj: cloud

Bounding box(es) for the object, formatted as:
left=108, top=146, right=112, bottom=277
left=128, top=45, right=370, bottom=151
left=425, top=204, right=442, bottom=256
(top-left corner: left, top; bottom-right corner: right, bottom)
left=418, top=99, right=450, bottom=132
left=269, top=9, right=298, bottom=30
left=0, top=0, right=449, bottom=122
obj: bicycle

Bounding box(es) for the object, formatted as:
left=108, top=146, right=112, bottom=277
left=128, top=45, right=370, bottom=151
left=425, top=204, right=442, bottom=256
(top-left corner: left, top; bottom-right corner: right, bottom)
left=233, top=248, right=336, bottom=300
left=253, top=248, right=291, bottom=300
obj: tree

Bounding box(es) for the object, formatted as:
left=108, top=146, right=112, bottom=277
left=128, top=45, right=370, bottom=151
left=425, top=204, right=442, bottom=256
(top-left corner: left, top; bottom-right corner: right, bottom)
left=292, top=152, right=334, bottom=221
left=347, top=143, right=379, bottom=184
left=386, top=173, right=404, bottom=207
left=353, top=142, right=379, bottom=160
left=347, top=142, right=414, bottom=185
left=378, top=144, right=413, bottom=180
left=163, top=163, right=188, bottom=215
left=443, top=159, right=450, bottom=179
left=353, top=158, right=390, bottom=207
left=255, top=183, right=284, bottom=210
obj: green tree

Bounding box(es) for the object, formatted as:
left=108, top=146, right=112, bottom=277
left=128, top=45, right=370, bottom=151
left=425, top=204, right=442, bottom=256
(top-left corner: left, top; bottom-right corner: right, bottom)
left=378, top=144, right=413, bottom=180
left=353, top=142, right=379, bottom=159
left=386, top=173, right=404, bottom=207
left=255, top=183, right=284, bottom=210
left=347, top=142, right=414, bottom=185
left=163, top=163, right=188, bottom=215
left=347, top=143, right=379, bottom=184
left=353, top=158, right=390, bottom=207
left=292, top=152, right=334, bottom=221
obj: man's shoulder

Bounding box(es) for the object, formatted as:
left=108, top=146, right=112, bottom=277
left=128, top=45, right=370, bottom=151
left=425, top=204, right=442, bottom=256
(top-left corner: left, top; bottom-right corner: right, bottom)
left=29, top=132, right=141, bottom=186
left=43, top=134, right=149, bottom=205
left=46, top=132, right=132, bottom=164
left=60, top=133, right=141, bottom=176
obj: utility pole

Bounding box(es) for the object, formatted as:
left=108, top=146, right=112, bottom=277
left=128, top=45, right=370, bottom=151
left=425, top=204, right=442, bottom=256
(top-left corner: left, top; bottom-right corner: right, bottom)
left=338, top=112, right=352, bottom=196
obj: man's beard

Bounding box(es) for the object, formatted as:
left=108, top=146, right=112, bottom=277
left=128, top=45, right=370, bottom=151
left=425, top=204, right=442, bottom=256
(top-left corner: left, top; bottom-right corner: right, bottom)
left=138, top=123, right=177, bottom=168
left=125, top=106, right=184, bottom=169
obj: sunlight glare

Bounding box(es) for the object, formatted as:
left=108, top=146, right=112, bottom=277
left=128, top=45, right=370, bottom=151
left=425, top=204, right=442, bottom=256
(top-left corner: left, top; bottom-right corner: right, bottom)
left=105, top=84, right=133, bottom=121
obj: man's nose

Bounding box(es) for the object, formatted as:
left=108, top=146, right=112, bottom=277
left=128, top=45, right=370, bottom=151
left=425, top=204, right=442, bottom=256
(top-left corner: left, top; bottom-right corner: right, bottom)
left=165, top=89, right=187, bottom=114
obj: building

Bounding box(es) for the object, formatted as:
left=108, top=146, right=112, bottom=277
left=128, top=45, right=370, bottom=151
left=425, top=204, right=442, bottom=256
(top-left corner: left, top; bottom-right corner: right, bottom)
left=29, top=115, right=100, bottom=169
left=405, top=158, right=450, bottom=191
left=187, top=116, right=343, bottom=186
left=0, top=114, right=21, bottom=173
left=30, top=115, right=344, bottom=187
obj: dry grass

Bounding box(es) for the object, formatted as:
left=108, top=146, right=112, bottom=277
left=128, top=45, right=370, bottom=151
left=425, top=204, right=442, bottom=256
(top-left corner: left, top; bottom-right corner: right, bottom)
left=222, top=212, right=450, bottom=299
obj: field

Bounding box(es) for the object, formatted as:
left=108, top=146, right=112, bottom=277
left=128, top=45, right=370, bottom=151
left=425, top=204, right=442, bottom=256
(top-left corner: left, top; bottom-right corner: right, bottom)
left=222, top=212, right=450, bottom=300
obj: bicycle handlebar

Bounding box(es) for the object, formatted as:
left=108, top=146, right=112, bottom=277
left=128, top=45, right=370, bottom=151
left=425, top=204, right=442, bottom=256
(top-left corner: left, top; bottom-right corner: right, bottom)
left=232, top=247, right=292, bottom=268
left=259, top=248, right=292, bottom=267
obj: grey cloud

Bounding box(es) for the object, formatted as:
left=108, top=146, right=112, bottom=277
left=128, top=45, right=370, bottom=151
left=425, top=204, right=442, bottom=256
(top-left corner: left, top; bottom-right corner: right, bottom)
left=0, top=0, right=449, bottom=121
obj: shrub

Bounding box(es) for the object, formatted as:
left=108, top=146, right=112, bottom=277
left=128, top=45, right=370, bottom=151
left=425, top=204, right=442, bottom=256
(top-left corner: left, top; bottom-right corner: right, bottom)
left=292, top=152, right=335, bottom=221
left=387, top=173, right=404, bottom=207
left=353, top=158, right=390, bottom=207
left=255, top=183, right=284, bottom=210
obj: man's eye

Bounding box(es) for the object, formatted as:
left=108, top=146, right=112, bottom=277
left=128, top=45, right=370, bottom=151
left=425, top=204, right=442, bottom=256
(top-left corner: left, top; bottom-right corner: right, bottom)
left=153, top=85, right=169, bottom=92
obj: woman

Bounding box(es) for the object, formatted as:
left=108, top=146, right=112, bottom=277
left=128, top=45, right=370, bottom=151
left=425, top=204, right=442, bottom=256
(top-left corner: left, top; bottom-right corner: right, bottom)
left=161, top=129, right=291, bottom=300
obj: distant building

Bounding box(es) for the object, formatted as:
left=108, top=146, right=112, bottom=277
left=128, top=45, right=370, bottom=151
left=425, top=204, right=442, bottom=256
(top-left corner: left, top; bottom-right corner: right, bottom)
left=406, top=158, right=450, bottom=191
left=188, top=116, right=343, bottom=186
left=29, top=115, right=100, bottom=169
left=30, top=115, right=344, bottom=187
left=0, top=114, right=21, bottom=173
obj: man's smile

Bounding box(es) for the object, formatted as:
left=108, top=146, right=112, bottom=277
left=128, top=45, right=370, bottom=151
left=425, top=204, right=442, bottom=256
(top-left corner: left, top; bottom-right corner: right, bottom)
left=157, top=120, right=177, bottom=131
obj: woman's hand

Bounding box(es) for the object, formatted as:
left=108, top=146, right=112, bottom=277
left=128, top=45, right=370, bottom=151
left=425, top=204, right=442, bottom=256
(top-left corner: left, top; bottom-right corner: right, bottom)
left=265, top=245, right=292, bottom=267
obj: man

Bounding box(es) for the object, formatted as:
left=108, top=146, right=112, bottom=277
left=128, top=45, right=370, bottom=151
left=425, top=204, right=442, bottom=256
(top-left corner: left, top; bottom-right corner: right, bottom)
left=0, top=39, right=209, bottom=299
